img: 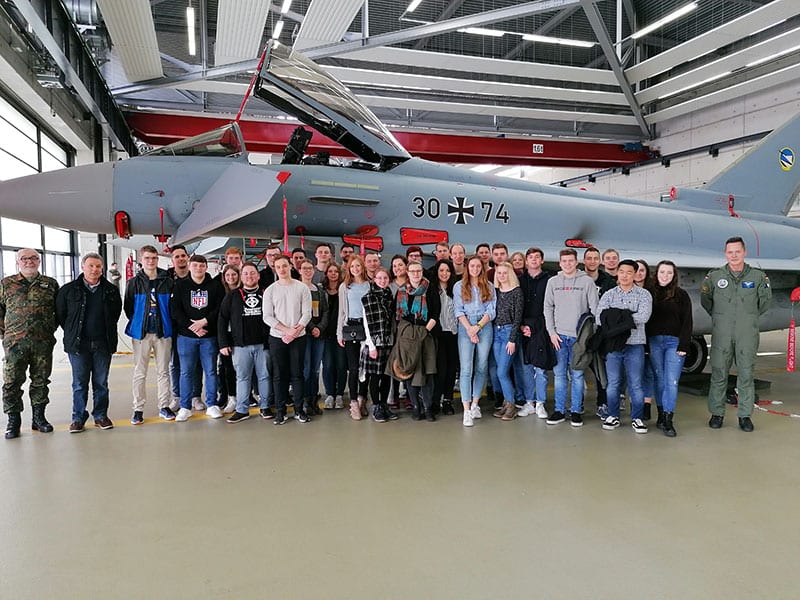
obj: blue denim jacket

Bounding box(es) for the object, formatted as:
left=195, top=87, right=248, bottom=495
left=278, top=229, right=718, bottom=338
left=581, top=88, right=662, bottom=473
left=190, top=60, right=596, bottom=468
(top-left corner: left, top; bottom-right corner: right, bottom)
left=453, top=282, right=496, bottom=325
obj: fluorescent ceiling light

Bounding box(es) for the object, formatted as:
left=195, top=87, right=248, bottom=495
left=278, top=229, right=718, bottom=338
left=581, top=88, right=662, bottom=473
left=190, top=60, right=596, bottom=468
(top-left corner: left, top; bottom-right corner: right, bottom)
left=657, top=71, right=729, bottom=99
left=272, top=20, right=284, bottom=39
left=186, top=6, right=196, bottom=56
left=406, top=0, right=423, bottom=12
left=458, top=27, right=504, bottom=37
left=631, top=2, right=697, bottom=40
left=522, top=33, right=595, bottom=48
left=746, top=43, right=800, bottom=68
left=471, top=164, right=501, bottom=173
left=280, top=0, right=292, bottom=14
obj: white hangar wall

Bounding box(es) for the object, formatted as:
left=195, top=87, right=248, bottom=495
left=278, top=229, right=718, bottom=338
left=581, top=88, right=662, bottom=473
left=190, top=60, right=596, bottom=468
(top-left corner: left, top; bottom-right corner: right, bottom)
left=525, top=80, right=800, bottom=208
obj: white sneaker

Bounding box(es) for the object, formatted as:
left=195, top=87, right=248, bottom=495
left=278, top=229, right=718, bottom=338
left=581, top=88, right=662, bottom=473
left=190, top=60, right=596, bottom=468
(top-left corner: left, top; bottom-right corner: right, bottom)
left=169, top=397, right=180, bottom=412
left=206, top=405, right=223, bottom=419
left=222, top=397, right=236, bottom=414
left=470, top=405, right=482, bottom=419
left=175, top=407, right=192, bottom=422
left=192, top=397, right=206, bottom=411
left=516, top=403, right=536, bottom=417
left=324, top=395, right=334, bottom=409
left=334, top=395, right=344, bottom=409
left=463, top=411, right=474, bottom=427
left=535, top=402, right=548, bottom=419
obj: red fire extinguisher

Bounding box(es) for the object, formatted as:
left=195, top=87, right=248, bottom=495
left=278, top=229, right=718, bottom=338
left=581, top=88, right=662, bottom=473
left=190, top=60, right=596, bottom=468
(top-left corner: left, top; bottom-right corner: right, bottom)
left=788, top=287, right=800, bottom=372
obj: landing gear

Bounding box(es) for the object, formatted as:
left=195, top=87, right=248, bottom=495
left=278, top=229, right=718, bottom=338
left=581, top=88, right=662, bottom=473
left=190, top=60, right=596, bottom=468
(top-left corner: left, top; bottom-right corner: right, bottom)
left=682, top=336, right=708, bottom=375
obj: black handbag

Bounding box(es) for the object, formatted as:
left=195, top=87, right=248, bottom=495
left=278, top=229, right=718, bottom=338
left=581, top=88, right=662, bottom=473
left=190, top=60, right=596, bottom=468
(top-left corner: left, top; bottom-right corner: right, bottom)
left=342, top=323, right=366, bottom=342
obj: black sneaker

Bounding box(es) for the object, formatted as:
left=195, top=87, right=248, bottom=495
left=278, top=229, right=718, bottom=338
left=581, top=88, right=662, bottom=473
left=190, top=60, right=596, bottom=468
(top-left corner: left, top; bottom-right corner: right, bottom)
left=273, top=414, right=287, bottom=425
left=294, top=412, right=311, bottom=423
left=570, top=412, right=583, bottom=427
left=227, top=411, right=250, bottom=424
left=260, top=407, right=275, bottom=420
left=372, top=406, right=387, bottom=423
left=385, top=409, right=399, bottom=421
left=708, top=415, right=724, bottom=429
left=546, top=410, right=566, bottom=425
left=130, top=411, right=144, bottom=426
left=738, top=416, right=754, bottom=432
left=441, top=400, right=455, bottom=416
left=248, top=397, right=258, bottom=408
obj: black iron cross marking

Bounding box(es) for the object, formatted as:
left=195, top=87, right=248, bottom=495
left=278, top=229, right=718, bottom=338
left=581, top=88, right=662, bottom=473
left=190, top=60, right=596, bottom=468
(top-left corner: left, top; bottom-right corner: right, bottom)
left=448, top=196, right=474, bottom=225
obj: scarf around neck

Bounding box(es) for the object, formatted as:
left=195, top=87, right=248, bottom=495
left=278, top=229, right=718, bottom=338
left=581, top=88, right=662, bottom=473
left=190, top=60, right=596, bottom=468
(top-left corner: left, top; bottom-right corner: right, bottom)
left=397, top=278, right=429, bottom=321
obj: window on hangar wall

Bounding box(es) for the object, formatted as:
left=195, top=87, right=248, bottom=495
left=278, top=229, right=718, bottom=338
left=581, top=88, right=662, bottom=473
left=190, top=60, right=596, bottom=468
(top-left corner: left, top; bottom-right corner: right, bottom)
left=0, top=92, right=74, bottom=282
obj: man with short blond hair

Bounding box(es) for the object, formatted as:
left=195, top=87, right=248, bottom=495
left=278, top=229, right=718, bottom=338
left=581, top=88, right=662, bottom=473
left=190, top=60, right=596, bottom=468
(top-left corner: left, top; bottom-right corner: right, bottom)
left=124, top=245, right=174, bottom=425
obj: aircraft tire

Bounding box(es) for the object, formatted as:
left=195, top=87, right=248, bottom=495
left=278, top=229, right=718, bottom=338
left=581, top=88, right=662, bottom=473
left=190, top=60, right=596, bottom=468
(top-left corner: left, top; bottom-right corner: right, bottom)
left=682, top=336, right=708, bottom=375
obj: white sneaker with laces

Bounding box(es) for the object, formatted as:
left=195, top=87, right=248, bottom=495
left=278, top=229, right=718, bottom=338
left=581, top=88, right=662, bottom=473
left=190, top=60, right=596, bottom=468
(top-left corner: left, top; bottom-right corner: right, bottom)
left=535, top=402, right=548, bottom=419
left=324, top=395, right=334, bottom=409
left=334, top=395, right=344, bottom=409
left=463, top=411, right=474, bottom=427
left=192, top=397, right=206, bottom=411
left=206, top=405, right=223, bottom=419
left=222, top=397, right=236, bottom=414
left=516, top=403, right=536, bottom=417
left=470, top=405, right=482, bottom=419
left=175, top=407, right=192, bottom=422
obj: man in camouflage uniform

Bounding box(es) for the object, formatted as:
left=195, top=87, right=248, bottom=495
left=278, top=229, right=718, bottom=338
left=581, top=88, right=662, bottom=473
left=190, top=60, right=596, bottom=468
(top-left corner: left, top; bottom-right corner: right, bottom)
left=0, top=248, right=59, bottom=439
left=701, top=236, right=771, bottom=432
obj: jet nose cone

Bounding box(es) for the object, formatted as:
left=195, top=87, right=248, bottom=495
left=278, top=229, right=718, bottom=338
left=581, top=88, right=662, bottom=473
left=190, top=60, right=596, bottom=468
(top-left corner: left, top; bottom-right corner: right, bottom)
left=0, top=162, right=115, bottom=233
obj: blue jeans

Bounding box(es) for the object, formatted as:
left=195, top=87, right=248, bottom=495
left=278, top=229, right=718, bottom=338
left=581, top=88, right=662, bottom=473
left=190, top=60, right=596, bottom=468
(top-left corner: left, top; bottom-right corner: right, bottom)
left=605, top=344, right=645, bottom=419
left=67, top=347, right=111, bottom=422
left=457, top=321, right=493, bottom=402
left=177, top=335, right=219, bottom=410
left=517, top=355, right=548, bottom=403
left=511, top=349, right=527, bottom=402
left=231, top=344, right=271, bottom=414
left=170, top=339, right=202, bottom=399
left=303, top=335, right=325, bottom=400
left=553, top=335, right=584, bottom=413
left=492, top=325, right=517, bottom=402
left=322, top=338, right=347, bottom=396
left=649, top=335, right=685, bottom=412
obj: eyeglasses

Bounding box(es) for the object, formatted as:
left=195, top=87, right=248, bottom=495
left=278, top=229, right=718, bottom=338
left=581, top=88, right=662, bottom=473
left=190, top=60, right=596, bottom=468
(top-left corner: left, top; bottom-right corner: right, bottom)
left=18, top=256, right=40, bottom=262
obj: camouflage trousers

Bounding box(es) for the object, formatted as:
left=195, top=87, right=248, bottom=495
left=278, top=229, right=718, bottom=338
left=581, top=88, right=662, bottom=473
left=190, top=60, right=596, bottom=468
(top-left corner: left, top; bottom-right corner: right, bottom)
left=2, top=338, right=55, bottom=414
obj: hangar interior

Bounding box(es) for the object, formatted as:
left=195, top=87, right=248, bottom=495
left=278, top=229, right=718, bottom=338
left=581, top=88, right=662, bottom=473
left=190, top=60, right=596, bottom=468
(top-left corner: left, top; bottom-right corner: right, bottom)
left=1, top=1, right=800, bottom=598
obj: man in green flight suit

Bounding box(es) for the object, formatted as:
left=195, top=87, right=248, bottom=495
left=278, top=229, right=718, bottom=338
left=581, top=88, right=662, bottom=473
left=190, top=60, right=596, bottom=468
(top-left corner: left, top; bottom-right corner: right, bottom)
left=700, top=236, right=771, bottom=432
left=1, top=248, right=60, bottom=439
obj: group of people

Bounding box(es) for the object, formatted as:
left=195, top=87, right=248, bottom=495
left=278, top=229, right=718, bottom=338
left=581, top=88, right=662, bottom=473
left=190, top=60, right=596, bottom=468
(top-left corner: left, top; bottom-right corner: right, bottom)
left=0, top=235, right=770, bottom=439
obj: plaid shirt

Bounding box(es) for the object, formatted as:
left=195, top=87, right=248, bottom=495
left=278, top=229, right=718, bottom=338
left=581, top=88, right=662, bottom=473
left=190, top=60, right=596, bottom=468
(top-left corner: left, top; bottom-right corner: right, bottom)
left=596, top=285, right=652, bottom=345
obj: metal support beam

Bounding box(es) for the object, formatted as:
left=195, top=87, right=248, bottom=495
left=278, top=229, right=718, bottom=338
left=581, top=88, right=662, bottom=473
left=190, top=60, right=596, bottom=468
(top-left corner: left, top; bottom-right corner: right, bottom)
left=580, top=0, right=650, bottom=138
left=8, top=0, right=137, bottom=154
left=503, top=5, right=579, bottom=60
left=413, top=0, right=466, bottom=51
left=306, top=0, right=582, bottom=59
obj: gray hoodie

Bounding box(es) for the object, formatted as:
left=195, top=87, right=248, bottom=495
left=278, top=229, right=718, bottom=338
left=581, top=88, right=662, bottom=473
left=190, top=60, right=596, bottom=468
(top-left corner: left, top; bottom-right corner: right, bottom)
left=544, top=270, right=599, bottom=338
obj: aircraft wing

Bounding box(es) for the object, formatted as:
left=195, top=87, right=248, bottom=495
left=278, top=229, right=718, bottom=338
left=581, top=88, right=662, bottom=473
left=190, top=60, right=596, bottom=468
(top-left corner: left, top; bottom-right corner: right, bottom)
left=621, top=250, right=800, bottom=273
left=171, top=163, right=282, bottom=246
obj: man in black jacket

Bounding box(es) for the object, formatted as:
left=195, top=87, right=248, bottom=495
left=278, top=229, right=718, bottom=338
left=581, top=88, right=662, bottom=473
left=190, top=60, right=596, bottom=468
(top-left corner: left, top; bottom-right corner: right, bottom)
left=218, top=263, right=272, bottom=423
left=515, top=247, right=553, bottom=419
left=56, top=252, right=122, bottom=432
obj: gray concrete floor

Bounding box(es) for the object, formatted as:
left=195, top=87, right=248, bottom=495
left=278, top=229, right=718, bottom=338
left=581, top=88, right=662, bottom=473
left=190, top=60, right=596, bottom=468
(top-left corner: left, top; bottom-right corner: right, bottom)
left=2, top=330, right=799, bottom=599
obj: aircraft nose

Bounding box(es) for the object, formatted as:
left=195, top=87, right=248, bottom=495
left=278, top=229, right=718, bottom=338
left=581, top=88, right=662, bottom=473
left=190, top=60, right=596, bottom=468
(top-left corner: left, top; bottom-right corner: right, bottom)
left=0, top=162, right=115, bottom=233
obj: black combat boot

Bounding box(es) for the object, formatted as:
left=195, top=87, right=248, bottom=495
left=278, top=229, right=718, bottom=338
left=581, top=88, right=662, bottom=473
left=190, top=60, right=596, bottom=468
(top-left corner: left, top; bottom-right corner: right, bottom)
left=663, top=412, right=677, bottom=437
left=5, top=412, right=21, bottom=439
left=643, top=402, right=652, bottom=421
left=31, top=404, right=54, bottom=433
left=656, top=405, right=665, bottom=430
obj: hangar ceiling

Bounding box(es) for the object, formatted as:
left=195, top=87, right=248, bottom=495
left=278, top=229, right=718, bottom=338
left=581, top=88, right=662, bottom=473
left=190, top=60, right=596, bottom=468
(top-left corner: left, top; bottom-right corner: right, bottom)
left=4, top=0, right=800, bottom=149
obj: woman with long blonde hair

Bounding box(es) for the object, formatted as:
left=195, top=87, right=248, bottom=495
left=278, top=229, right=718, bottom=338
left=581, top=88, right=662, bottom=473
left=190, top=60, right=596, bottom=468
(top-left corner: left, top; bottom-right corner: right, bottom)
left=453, top=255, right=496, bottom=427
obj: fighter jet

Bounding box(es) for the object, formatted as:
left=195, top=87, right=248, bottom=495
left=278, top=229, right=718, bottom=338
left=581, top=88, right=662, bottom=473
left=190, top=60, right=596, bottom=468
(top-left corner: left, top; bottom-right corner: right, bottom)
left=2, top=43, right=799, bottom=373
